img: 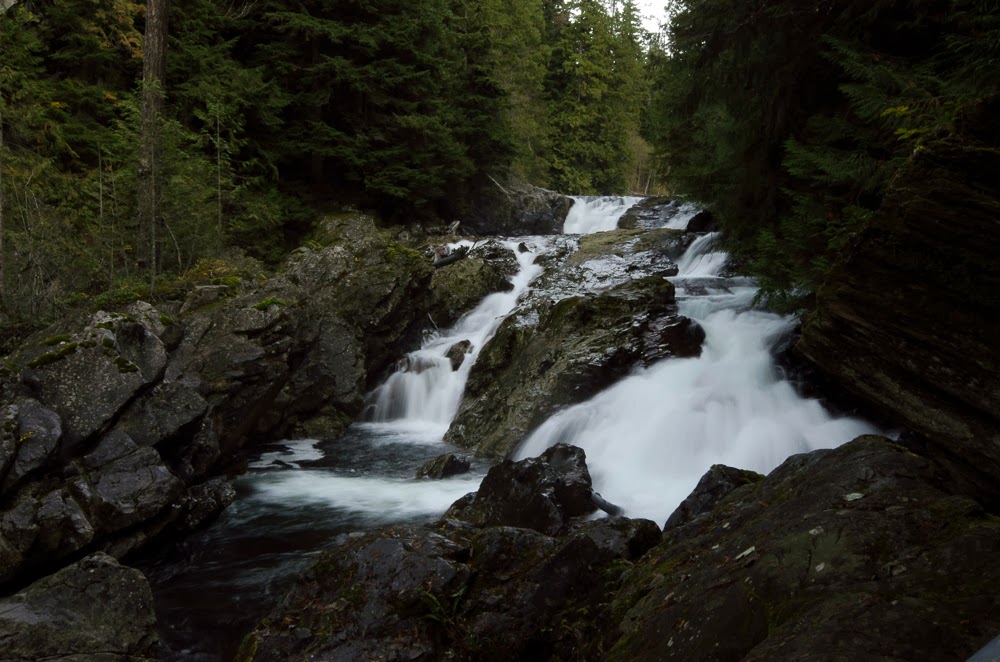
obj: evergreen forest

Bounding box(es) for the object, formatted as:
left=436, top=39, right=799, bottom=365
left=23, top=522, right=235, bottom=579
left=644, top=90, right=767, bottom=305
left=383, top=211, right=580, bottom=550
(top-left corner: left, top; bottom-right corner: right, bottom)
left=0, top=0, right=998, bottom=329
left=0, top=0, right=652, bottom=339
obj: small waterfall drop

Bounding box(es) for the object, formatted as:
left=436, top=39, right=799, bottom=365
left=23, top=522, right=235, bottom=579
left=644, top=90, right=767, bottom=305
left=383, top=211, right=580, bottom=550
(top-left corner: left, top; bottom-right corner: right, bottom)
left=516, top=233, right=877, bottom=524
left=363, top=239, right=546, bottom=435
left=563, top=195, right=645, bottom=234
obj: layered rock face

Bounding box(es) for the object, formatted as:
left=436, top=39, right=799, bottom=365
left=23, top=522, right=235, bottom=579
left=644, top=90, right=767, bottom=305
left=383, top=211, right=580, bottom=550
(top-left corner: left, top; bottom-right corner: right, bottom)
left=796, top=143, right=1000, bottom=502
left=445, top=228, right=703, bottom=458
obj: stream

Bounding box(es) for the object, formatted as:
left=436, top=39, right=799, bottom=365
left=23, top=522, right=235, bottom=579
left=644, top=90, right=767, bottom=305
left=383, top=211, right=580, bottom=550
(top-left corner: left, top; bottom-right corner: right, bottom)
left=139, top=197, right=875, bottom=660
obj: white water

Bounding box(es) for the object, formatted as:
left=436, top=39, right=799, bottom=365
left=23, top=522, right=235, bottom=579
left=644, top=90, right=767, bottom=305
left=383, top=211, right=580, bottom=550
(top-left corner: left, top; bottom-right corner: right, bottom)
left=563, top=195, right=645, bottom=234
left=364, top=239, right=546, bottom=432
left=516, top=230, right=877, bottom=525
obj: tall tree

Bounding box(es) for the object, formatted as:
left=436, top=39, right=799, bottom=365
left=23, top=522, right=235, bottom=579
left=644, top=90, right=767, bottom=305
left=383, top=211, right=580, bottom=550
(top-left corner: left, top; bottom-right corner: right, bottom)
left=138, top=0, right=168, bottom=285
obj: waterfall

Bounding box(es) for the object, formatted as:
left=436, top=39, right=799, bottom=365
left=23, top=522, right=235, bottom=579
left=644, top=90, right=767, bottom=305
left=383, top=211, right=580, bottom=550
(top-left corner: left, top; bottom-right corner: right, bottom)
left=563, top=195, right=645, bottom=234
left=515, top=233, right=877, bottom=525
left=363, top=239, right=546, bottom=436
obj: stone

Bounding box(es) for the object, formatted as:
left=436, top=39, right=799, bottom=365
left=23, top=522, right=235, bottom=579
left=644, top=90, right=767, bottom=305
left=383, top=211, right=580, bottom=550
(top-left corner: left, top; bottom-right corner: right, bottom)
left=445, top=340, right=472, bottom=371
left=684, top=209, right=717, bottom=232
left=180, top=284, right=229, bottom=314
left=416, top=453, right=472, bottom=480
left=461, top=176, right=573, bottom=235
left=664, top=464, right=764, bottom=529
left=607, top=436, right=1000, bottom=661
left=0, top=552, right=158, bottom=660
left=117, top=377, right=208, bottom=448
left=2, top=400, right=62, bottom=491
left=447, top=444, right=597, bottom=535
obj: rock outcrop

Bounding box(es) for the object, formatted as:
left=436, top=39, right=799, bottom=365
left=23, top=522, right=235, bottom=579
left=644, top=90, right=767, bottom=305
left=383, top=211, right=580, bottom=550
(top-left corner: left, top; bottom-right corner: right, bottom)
left=460, top=176, right=573, bottom=235
left=429, top=240, right=518, bottom=328
left=244, top=445, right=660, bottom=662
left=0, top=552, right=158, bottom=661
left=445, top=229, right=703, bottom=458
left=609, top=435, right=1000, bottom=661
left=0, top=210, right=436, bottom=589
left=795, top=142, right=1000, bottom=504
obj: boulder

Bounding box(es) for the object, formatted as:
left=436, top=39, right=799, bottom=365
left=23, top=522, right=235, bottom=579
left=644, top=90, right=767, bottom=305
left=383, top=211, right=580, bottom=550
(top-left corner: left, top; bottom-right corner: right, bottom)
left=20, top=313, right=166, bottom=448
left=429, top=241, right=517, bottom=329
left=607, top=435, right=1000, bottom=661
left=416, top=452, right=472, bottom=479
left=461, top=176, right=573, bottom=235
left=684, top=209, right=717, bottom=232
left=618, top=196, right=679, bottom=229
left=446, top=444, right=598, bottom=535
left=0, top=552, right=158, bottom=660
left=663, top=464, right=764, bottom=529
left=444, top=340, right=472, bottom=371
left=445, top=275, right=703, bottom=458
left=2, top=400, right=62, bottom=492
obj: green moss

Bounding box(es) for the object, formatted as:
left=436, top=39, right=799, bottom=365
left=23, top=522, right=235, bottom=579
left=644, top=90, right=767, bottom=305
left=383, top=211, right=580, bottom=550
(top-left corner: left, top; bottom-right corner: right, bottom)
left=252, top=297, right=286, bottom=311
left=27, top=342, right=79, bottom=368
left=95, top=322, right=114, bottom=331
left=38, top=334, right=72, bottom=347
left=234, top=633, right=258, bottom=662
left=211, top=275, right=242, bottom=288
left=101, top=338, right=116, bottom=349
left=159, top=312, right=175, bottom=326
left=114, top=356, right=139, bottom=373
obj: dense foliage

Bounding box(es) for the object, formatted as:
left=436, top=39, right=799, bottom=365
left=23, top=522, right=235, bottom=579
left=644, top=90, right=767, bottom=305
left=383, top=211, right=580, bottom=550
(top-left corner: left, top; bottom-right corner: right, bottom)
left=0, top=0, right=650, bottom=333
left=648, top=0, right=1000, bottom=308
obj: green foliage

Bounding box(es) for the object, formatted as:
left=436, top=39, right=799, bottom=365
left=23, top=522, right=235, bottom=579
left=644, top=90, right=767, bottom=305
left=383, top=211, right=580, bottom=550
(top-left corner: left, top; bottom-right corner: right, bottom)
left=650, top=0, right=1000, bottom=306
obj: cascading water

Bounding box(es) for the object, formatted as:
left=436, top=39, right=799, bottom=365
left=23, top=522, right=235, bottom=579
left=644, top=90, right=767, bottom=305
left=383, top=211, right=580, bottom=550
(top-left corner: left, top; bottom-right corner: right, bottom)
left=516, top=229, right=877, bottom=525
left=363, top=240, right=545, bottom=431
left=563, top=195, right=645, bottom=233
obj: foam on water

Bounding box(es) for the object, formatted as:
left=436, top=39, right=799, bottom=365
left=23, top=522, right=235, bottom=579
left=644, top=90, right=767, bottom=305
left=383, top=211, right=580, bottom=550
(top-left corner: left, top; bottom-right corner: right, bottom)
left=563, top=196, right=645, bottom=234
left=516, top=232, right=877, bottom=525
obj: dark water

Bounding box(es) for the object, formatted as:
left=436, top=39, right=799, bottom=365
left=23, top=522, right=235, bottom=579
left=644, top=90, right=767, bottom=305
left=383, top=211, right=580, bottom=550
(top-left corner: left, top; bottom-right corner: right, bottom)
left=136, top=423, right=484, bottom=661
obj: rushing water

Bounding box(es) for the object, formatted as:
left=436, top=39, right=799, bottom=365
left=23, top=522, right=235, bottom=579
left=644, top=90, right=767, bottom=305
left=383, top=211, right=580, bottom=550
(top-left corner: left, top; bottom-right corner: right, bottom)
left=142, top=197, right=876, bottom=660
left=516, top=230, right=876, bottom=524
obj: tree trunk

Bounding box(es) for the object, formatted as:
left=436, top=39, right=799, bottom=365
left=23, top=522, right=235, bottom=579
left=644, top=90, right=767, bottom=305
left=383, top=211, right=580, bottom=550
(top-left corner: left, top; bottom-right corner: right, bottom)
left=139, top=0, right=168, bottom=288
left=0, top=103, right=6, bottom=312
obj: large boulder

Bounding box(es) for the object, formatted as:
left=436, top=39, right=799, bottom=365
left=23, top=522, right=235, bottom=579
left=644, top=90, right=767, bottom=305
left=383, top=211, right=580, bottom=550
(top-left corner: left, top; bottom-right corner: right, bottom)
left=0, top=552, right=158, bottom=661
left=429, top=240, right=518, bottom=328
left=460, top=176, right=573, bottom=235
left=443, top=228, right=704, bottom=459
left=607, top=435, right=1000, bottom=661
left=795, top=142, right=1000, bottom=503
left=445, top=444, right=599, bottom=535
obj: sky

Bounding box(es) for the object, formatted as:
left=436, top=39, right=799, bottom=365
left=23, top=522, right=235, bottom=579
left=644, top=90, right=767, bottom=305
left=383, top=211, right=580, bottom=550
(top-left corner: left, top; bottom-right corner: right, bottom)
left=637, top=0, right=667, bottom=35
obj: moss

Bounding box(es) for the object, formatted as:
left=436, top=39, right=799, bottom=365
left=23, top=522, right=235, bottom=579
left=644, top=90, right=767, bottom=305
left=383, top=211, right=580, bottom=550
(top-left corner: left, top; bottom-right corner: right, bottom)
left=211, top=275, right=242, bottom=288
left=101, top=338, right=116, bottom=349
left=38, top=334, right=72, bottom=347
left=95, top=322, right=114, bottom=331
left=114, top=356, right=139, bottom=373
left=27, top=342, right=78, bottom=368
left=234, top=633, right=259, bottom=662
left=252, top=297, right=286, bottom=311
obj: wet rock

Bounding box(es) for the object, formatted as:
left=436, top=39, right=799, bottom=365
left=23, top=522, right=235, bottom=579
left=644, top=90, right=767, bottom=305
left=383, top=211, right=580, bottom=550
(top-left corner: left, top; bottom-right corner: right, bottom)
left=619, top=196, right=680, bottom=229
left=429, top=242, right=517, bottom=328
left=117, top=377, right=208, bottom=448
left=416, top=452, right=472, bottom=479
left=462, top=176, right=573, bottom=235
left=178, top=477, right=237, bottom=530
left=2, top=400, right=61, bottom=491
left=447, top=444, right=597, bottom=535
left=607, top=435, right=1000, bottom=661
left=0, top=552, right=157, bottom=660
left=664, top=464, right=764, bottom=529
left=20, top=313, right=166, bottom=448
left=446, top=274, right=701, bottom=458
left=34, top=488, right=95, bottom=558
left=445, top=339, right=472, bottom=371
left=685, top=209, right=717, bottom=232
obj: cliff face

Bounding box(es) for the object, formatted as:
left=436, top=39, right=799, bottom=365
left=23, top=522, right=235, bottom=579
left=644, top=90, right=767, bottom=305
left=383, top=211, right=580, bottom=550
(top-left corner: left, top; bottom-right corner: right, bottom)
left=796, top=142, right=1000, bottom=501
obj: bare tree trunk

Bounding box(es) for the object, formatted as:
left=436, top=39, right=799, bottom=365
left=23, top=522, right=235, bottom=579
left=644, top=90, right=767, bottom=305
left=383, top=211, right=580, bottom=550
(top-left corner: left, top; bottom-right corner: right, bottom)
left=139, top=0, right=168, bottom=289
left=0, top=103, right=6, bottom=312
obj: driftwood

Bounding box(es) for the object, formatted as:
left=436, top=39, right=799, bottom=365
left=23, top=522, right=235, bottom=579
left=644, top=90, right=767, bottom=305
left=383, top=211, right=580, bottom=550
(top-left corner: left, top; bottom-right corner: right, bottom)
left=433, top=246, right=469, bottom=269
